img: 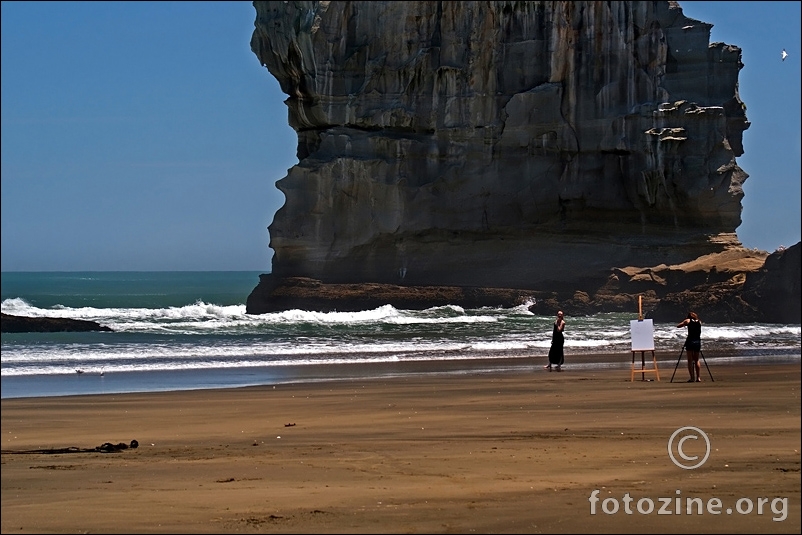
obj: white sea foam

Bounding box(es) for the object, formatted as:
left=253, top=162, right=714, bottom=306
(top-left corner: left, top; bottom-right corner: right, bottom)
left=3, top=297, right=799, bottom=380
left=5, top=273, right=798, bottom=399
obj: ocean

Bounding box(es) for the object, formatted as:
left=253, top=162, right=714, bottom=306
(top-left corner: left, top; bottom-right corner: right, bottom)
left=2, top=271, right=799, bottom=399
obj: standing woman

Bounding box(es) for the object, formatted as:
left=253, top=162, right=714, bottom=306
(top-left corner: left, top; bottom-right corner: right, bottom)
left=677, top=311, right=702, bottom=382
left=545, top=310, right=566, bottom=371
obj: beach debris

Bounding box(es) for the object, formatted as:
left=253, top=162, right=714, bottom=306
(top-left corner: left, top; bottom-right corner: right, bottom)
left=284, top=423, right=296, bottom=427
left=96, top=440, right=138, bottom=453
left=76, top=368, right=105, bottom=376
left=1, top=439, right=139, bottom=455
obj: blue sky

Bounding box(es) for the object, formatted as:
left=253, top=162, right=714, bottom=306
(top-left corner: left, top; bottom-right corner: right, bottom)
left=1, top=1, right=799, bottom=272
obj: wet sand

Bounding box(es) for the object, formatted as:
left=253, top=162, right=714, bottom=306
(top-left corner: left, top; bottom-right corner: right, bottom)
left=2, top=360, right=799, bottom=533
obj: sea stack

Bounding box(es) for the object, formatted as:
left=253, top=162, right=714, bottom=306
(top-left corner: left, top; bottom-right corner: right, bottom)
left=245, top=1, right=793, bottom=320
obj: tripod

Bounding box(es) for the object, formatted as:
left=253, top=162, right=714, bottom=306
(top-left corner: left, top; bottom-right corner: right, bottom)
left=670, top=344, right=714, bottom=383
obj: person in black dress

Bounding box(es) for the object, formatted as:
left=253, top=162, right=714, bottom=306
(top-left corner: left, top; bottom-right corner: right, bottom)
left=677, top=311, right=702, bottom=382
left=545, top=310, right=566, bottom=371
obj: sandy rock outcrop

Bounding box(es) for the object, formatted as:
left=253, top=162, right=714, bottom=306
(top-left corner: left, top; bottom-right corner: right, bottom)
left=248, top=245, right=801, bottom=323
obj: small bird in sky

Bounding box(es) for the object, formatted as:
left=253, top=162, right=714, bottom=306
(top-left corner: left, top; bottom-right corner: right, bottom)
left=782, top=49, right=788, bottom=61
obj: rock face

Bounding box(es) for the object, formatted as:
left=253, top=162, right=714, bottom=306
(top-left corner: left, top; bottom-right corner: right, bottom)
left=250, top=0, right=750, bottom=294
left=741, top=243, right=802, bottom=323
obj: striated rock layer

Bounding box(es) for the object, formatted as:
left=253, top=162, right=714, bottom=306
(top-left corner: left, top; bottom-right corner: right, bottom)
left=250, top=0, right=750, bottom=294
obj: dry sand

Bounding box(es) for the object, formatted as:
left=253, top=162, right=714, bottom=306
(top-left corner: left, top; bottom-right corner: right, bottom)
left=2, top=360, right=800, bottom=533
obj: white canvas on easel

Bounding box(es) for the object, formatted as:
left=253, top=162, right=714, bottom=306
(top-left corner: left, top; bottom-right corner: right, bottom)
left=630, top=319, right=655, bottom=351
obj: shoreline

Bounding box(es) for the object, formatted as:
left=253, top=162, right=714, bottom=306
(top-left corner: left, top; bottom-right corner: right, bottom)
left=2, top=361, right=799, bottom=533
left=2, top=349, right=800, bottom=400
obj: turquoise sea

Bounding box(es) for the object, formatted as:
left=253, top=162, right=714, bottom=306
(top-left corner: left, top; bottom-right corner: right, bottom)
left=2, top=271, right=799, bottom=399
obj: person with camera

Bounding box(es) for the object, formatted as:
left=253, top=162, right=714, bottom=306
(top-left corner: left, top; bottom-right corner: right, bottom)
left=677, top=311, right=702, bottom=382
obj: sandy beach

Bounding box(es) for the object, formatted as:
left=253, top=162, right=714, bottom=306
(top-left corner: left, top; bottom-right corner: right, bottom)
left=2, top=359, right=800, bottom=533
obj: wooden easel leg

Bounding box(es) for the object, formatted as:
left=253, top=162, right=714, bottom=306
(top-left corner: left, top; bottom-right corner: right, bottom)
left=652, top=350, right=660, bottom=381
left=630, top=352, right=635, bottom=381
left=630, top=350, right=658, bottom=382
left=641, top=351, right=646, bottom=381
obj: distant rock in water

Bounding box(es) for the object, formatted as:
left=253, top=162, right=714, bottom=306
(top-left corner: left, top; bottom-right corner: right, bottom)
left=1, top=313, right=113, bottom=333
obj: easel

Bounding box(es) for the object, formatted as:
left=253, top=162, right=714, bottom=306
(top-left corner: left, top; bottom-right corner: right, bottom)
left=630, top=296, right=660, bottom=381
left=631, top=349, right=660, bottom=381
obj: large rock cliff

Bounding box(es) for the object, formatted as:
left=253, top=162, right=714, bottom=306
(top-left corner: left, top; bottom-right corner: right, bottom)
left=250, top=0, right=749, bottom=292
